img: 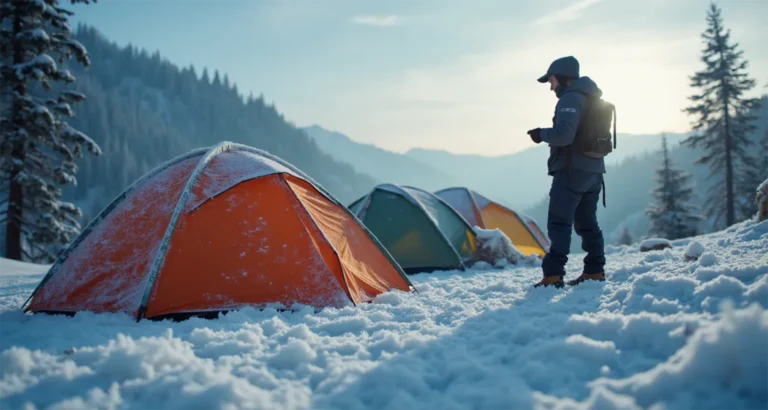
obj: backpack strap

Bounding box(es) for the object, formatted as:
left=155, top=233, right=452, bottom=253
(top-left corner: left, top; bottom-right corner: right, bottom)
left=564, top=90, right=589, bottom=171
left=602, top=178, right=606, bottom=208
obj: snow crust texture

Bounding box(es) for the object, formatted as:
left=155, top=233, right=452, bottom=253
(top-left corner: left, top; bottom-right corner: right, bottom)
left=1, top=220, right=767, bottom=409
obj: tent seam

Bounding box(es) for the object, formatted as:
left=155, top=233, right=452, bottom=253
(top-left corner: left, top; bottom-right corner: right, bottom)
left=136, top=143, right=240, bottom=320
left=348, top=195, right=414, bottom=291
left=21, top=148, right=209, bottom=312
left=281, top=175, right=356, bottom=306
left=373, top=185, right=466, bottom=271
left=442, top=187, right=548, bottom=254
left=465, top=187, right=487, bottom=228
left=492, top=203, right=548, bottom=253
left=403, top=185, right=478, bottom=264
left=434, top=187, right=487, bottom=229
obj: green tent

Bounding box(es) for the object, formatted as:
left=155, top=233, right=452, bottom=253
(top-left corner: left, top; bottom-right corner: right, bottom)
left=348, top=184, right=477, bottom=274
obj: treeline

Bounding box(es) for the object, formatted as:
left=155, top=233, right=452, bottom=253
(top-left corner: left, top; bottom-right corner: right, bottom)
left=65, top=26, right=376, bottom=223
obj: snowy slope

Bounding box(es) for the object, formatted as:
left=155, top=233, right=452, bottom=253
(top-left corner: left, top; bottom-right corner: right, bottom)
left=0, top=258, right=49, bottom=313
left=1, top=220, right=767, bottom=409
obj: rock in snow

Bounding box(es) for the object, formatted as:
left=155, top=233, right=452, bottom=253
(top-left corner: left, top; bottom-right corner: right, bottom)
left=639, top=238, right=673, bottom=252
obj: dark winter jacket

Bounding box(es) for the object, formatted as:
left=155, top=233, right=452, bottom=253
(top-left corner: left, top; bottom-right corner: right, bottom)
left=540, top=76, right=606, bottom=175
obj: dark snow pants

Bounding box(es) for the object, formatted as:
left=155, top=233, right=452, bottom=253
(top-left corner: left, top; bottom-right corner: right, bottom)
left=542, top=168, right=606, bottom=277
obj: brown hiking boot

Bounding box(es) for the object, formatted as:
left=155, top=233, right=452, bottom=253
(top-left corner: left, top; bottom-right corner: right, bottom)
left=567, top=272, right=606, bottom=286
left=534, top=275, right=565, bottom=289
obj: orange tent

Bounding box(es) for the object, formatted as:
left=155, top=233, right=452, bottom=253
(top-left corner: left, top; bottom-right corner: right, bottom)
left=23, top=142, right=413, bottom=320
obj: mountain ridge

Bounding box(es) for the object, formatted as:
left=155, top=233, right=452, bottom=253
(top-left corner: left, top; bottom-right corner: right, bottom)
left=305, top=125, right=691, bottom=210
left=302, top=125, right=456, bottom=198
left=59, top=26, right=379, bottom=223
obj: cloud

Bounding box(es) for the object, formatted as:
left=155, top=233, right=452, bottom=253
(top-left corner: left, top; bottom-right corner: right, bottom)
left=533, top=0, right=606, bottom=25
left=352, top=14, right=400, bottom=27
left=340, top=28, right=704, bottom=155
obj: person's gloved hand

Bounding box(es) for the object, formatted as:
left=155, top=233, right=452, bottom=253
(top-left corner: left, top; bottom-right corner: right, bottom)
left=527, top=128, right=542, bottom=144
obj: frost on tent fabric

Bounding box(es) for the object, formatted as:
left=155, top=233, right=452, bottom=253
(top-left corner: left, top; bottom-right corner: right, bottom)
left=23, top=142, right=414, bottom=320
left=23, top=156, right=200, bottom=316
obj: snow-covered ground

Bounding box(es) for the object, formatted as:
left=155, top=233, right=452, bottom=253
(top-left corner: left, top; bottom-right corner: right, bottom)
left=1, top=219, right=766, bottom=409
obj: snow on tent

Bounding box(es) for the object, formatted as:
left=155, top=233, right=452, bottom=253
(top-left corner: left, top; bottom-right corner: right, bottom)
left=348, top=184, right=477, bottom=274
left=435, top=187, right=549, bottom=257
left=22, top=142, right=414, bottom=320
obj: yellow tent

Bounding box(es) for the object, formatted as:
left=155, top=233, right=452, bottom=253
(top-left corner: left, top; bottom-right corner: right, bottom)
left=435, top=187, right=550, bottom=257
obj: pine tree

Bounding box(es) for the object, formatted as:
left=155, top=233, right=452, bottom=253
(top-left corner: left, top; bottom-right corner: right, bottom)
left=737, top=129, right=768, bottom=219
left=0, top=0, right=101, bottom=262
left=683, top=3, right=762, bottom=228
left=615, top=226, right=634, bottom=246
left=760, top=127, right=768, bottom=174
left=646, top=135, right=702, bottom=240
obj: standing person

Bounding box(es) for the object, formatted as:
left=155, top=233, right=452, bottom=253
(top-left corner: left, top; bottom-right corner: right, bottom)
left=526, top=56, right=615, bottom=288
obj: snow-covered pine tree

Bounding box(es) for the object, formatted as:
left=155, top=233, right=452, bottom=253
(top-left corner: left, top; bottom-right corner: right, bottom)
left=615, top=226, right=634, bottom=246
left=0, top=0, right=101, bottom=262
left=737, top=129, right=768, bottom=219
left=646, top=136, right=702, bottom=240
left=758, top=127, right=768, bottom=175
left=683, top=3, right=761, bottom=228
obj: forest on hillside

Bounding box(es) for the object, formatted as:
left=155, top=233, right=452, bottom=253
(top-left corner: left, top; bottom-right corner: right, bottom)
left=2, top=10, right=765, bottom=261
left=61, top=26, right=376, bottom=223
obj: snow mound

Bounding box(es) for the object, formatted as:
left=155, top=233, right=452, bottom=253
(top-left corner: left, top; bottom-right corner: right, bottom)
left=684, top=241, right=706, bottom=260
left=639, top=238, right=673, bottom=252
left=592, top=302, right=767, bottom=409
left=472, top=227, right=526, bottom=266
left=268, top=339, right=317, bottom=370
left=698, top=252, right=718, bottom=267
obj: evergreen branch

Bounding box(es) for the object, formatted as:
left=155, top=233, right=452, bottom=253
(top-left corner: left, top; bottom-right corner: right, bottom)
left=21, top=248, right=34, bottom=261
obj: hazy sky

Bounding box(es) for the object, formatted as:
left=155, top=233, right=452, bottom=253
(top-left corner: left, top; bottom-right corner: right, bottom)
left=70, top=0, right=768, bottom=156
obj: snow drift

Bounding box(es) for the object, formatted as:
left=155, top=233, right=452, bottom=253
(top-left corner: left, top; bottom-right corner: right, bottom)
left=472, top=226, right=527, bottom=267
left=1, top=218, right=767, bottom=409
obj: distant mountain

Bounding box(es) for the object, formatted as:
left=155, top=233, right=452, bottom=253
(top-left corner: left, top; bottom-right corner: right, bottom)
left=406, top=132, right=687, bottom=171
left=306, top=126, right=693, bottom=211
left=405, top=146, right=551, bottom=210
left=304, top=125, right=553, bottom=209
left=405, top=133, right=689, bottom=210
left=302, top=125, right=454, bottom=196
left=601, top=133, right=689, bottom=165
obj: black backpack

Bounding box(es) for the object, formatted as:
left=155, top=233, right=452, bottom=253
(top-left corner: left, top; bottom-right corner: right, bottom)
left=572, top=93, right=616, bottom=158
